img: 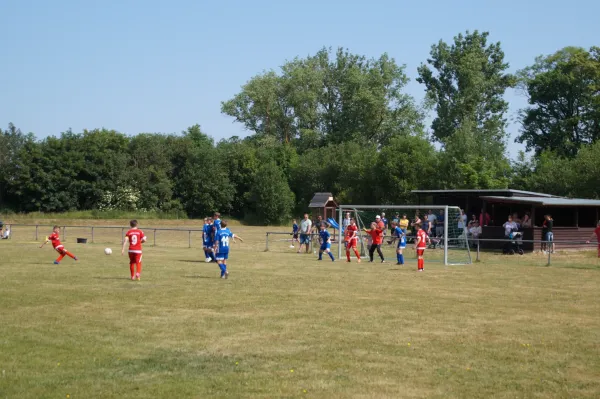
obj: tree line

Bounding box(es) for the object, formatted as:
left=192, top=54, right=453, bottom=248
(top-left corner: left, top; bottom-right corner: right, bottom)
left=1, top=31, right=599, bottom=224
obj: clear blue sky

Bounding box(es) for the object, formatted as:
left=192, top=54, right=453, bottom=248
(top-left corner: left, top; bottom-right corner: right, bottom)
left=2, top=0, right=599, bottom=156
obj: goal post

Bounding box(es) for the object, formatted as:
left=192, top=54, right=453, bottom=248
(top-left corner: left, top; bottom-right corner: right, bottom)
left=337, top=205, right=472, bottom=266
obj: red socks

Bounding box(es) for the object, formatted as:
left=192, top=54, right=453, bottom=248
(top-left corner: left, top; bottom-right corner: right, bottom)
left=130, top=263, right=135, bottom=278
left=418, top=259, right=424, bottom=270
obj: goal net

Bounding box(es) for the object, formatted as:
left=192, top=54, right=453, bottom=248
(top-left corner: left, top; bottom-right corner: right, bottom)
left=337, top=205, right=472, bottom=265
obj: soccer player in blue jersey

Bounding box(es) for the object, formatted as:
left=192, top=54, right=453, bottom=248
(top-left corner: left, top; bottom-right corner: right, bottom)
left=203, top=217, right=216, bottom=263
left=317, top=223, right=335, bottom=262
left=214, top=220, right=243, bottom=279
left=212, top=212, right=222, bottom=254
left=391, top=221, right=407, bottom=265
left=290, top=219, right=299, bottom=249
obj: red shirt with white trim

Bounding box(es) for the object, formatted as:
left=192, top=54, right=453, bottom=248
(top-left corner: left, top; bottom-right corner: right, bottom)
left=48, top=232, right=63, bottom=249
left=416, top=229, right=428, bottom=249
left=126, top=229, right=146, bottom=253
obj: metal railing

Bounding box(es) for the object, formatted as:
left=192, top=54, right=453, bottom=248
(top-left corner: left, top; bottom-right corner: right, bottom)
left=471, top=237, right=599, bottom=266
left=265, top=231, right=599, bottom=267
left=1, top=223, right=205, bottom=248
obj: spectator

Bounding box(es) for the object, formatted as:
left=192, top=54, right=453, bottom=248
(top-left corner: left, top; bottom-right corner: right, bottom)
left=426, top=210, right=437, bottom=236
left=375, top=215, right=385, bottom=230
left=512, top=212, right=522, bottom=225
left=342, top=212, right=352, bottom=230
left=467, top=214, right=478, bottom=229
left=503, top=215, right=518, bottom=238
left=468, top=220, right=482, bottom=247
left=541, top=216, right=548, bottom=253
left=422, top=215, right=431, bottom=236
left=313, top=215, right=324, bottom=233
left=1, top=224, right=10, bottom=240
left=457, top=209, right=467, bottom=233
left=544, top=214, right=555, bottom=253
left=585, top=220, right=600, bottom=258
left=399, top=214, right=409, bottom=232
left=297, top=214, right=312, bottom=254
left=521, top=212, right=532, bottom=228
left=479, top=210, right=491, bottom=227
left=381, top=212, right=388, bottom=233
left=436, top=210, right=445, bottom=237
left=392, top=213, right=400, bottom=225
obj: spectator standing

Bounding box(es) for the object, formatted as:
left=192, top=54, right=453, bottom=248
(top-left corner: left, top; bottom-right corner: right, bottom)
left=298, top=214, right=312, bottom=254
left=479, top=210, right=491, bottom=227
left=426, top=210, right=437, bottom=236
left=392, top=213, right=400, bottom=225
left=457, top=209, right=467, bottom=233
left=436, top=210, right=445, bottom=237
left=467, top=214, right=478, bottom=229
left=399, top=214, right=409, bottom=232
left=342, top=212, right=352, bottom=230
left=381, top=213, right=389, bottom=235
left=541, top=217, right=548, bottom=253
left=545, top=214, right=555, bottom=253
left=422, top=216, right=431, bottom=236
left=375, top=215, right=385, bottom=230
left=521, top=212, right=532, bottom=228
left=585, top=220, right=600, bottom=258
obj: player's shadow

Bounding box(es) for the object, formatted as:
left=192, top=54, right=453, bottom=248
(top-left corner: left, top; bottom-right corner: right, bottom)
left=93, top=277, right=132, bottom=280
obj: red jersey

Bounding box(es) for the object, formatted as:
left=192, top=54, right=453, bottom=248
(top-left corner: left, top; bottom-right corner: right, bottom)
left=376, top=221, right=385, bottom=230
left=367, top=228, right=384, bottom=245
left=345, top=225, right=358, bottom=241
left=594, top=227, right=600, bottom=243
left=416, top=229, right=428, bottom=249
left=126, top=229, right=146, bottom=253
left=48, top=232, right=63, bottom=249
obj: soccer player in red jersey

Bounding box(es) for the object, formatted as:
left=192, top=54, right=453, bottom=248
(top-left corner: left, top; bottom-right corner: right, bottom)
left=40, top=225, right=78, bottom=264
left=363, top=222, right=385, bottom=263
left=586, top=220, right=600, bottom=258
left=121, top=220, right=146, bottom=281
left=414, top=222, right=430, bottom=272
left=344, top=218, right=361, bottom=263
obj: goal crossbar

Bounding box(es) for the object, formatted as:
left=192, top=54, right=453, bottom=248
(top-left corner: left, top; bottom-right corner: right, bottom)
left=337, top=204, right=452, bottom=265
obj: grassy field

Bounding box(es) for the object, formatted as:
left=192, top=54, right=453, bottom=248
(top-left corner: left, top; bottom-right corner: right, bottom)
left=1, top=222, right=600, bottom=398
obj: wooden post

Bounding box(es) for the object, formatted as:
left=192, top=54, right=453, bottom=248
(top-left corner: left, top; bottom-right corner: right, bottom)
left=91, top=227, right=94, bottom=243
left=575, top=207, right=579, bottom=228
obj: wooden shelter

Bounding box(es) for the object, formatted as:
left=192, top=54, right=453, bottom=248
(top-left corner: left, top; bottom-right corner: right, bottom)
left=309, top=192, right=338, bottom=220
left=413, top=189, right=600, bottom=251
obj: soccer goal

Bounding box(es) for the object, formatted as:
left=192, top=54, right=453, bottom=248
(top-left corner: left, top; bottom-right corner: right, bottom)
left=337, top=205, right=472, bottom=265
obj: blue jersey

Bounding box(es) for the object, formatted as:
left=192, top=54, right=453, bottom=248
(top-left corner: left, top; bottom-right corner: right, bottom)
left=203, top=224, right=213, bottom=243
left=382, top=218, right=388, bottom=228
left=213, top=219, right=222, bottom=232
left=319, top=229, right=331, bottom=244
left=292, top=223, right=299, bottom=233
left=215, top=227, right=235, bottom=254
left=394, top=227, right=407, bottom=247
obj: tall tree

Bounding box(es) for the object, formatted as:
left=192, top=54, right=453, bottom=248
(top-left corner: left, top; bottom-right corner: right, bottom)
left=417, top=31, right=515, bottom=143
left=222, top=47, right=423, bottom=150
left=516, top=46, right=600, bottom=157
left=417, top=31, right=515, bottom=188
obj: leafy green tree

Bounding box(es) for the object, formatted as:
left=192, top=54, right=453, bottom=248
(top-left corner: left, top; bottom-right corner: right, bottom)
left=417, top=30, right=515, bottom=143
left=171, top=126, right=234, bottom=217
left=247, top=161, right=295, bottom=225
left=0, top=123, right=33, bottom=210
left=417, top=31, right=514, bottom=188
left=516, top=46, right=600, bottom=157
left=374, top=134, right=438, bottom=203
left=222, top=47, right=423, bottom=150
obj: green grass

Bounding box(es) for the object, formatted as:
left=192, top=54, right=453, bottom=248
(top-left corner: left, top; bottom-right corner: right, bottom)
left=1, top=225, right=600, bottom=398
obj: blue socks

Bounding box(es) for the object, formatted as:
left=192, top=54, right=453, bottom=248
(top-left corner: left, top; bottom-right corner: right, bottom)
left=218, top=263, right=226, bottom=277
left=398, top=254, right=404, bottom=264
left=318, top=252, right=323, bottom=260
left=328, top=252, right=335, bottom=261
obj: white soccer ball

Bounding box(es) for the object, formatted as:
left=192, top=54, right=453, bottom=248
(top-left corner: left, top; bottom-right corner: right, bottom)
left=104, top=248, right=113, bottom=255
